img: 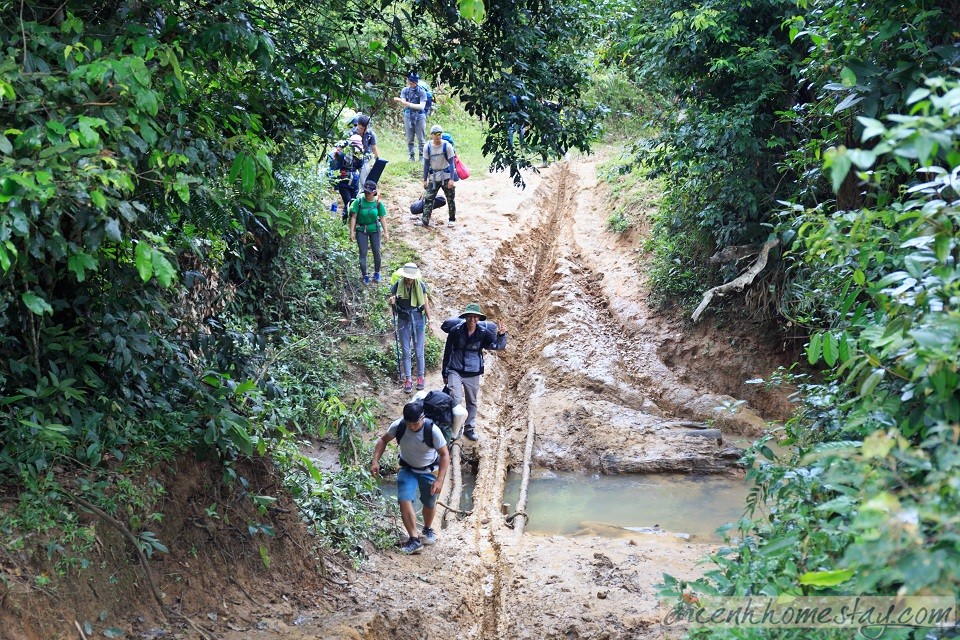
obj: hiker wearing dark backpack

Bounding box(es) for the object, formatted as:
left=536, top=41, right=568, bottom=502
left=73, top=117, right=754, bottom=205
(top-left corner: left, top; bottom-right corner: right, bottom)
left=349, top=180, right=389, bottom=284
left=388, top=262, right=432, bottom=393
left=371, top=400, right=450, bottom=555
left=421, top=124, right=457, bottom=228
left=394, top=72, right=428, bottom=162
left=329, top=139, right=361, bottom=220
left=441, top=302, right=508, bottom=442
left=351, top=115, right=380, bottom=186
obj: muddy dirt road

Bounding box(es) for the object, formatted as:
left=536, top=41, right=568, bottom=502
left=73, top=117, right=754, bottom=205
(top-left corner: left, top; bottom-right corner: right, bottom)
left=220, top=151, right=789, bottom=640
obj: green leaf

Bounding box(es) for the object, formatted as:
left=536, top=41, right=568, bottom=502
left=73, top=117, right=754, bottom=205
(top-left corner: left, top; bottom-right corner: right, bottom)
left=22, top=292, right=53, bottom=316
left=822, top=332, right=838, bottom=367
left=799, top=568, right=854, bottom=587
left=90, top=190, right=107, bottom=210
left=828, top=149, right=852, bottom=193
left=104, top=218, right=122, bottom=242
left=0, top=135, right=11, bottom=155
left=241, top=155, right=257, bottom=192
left=67, top=253, right=98, bottom=282
left=45, top=120, right=67, bottom=136
left=135, top=242, right=153, bottom=282
left=839, top=67, right=857, bottom=88
left=151, top=250, right=177, bottom=287
left=806, top=332, right=822, bottom=365
left=859, top=368, right=884, bottom=397
left=103, top=627, right=124, bottom=638
left=862, top=431, right=895, bottom=459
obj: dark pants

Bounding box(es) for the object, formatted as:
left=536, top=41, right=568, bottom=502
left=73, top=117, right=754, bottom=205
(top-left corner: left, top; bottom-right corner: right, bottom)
left=356, top=229, right=382, bottom=276
left=336, top=179, right=358, bottom=220
left=422, top=177, right=456, bottom=226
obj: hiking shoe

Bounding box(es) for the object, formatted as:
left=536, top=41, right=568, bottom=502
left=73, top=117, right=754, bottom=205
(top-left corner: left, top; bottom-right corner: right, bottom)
left=463, top=427, right=479, bottom=441
left=362, top=274, right=370, bottom=284
left=403, top=378, right=413, bottom=393
left=416, top=376, right=425, bottom=390
left=401, top=537, right=423, bottom=554
left=422, top=527, right=437, bottom=545
left=421, top=219, right=431, bottom=227
left=373, top=272, right=381, bottom=283
left=447, top=220, right=456, bottom=227
left=408, top=155, right=415, bottom=162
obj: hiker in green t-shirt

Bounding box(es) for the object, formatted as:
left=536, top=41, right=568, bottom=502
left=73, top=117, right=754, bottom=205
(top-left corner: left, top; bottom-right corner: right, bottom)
left=349, top=180, right=390, bottom=284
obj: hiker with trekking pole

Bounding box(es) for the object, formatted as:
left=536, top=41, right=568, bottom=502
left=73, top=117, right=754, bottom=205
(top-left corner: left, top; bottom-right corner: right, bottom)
left=388, top=262, right=432, bottom=393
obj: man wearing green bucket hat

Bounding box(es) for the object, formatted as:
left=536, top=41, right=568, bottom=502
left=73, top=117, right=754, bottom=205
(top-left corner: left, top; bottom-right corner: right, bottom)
left=440, top=302, right=508, bottom=441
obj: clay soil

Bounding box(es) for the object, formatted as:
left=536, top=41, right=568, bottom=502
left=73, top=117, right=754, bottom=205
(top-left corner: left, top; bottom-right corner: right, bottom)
left=1, top=150, right=795, bottom=639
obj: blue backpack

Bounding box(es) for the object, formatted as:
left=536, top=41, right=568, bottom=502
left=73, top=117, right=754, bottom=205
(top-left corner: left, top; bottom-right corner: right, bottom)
left=419, top=81, right=434, bottom=116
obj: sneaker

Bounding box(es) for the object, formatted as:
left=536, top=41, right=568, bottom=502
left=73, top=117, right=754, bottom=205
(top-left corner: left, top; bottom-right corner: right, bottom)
left=401, top=537, right=423, bottom=554
left=447, top=220, right=456, bottom=227
left=362, top=274, right=370, bottom=284
left=422, top=527, right=437, bottom=545
left=403, top=378, right=413, bottom=393
left=408, top=155, right=415, bottom=162
left=463, top=427, right=479, bottom=442
left=373, top=272, right=381, bottom=283
left=416, top=376, right=425, bottom=390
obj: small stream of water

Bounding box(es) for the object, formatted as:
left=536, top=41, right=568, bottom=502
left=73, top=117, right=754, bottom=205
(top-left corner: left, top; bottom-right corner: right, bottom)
left=501, top=471, right=750, bottom=541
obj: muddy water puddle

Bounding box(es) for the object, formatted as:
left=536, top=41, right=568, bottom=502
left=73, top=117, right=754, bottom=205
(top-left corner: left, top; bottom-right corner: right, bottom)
left=503, top=471, right=750, bottom=541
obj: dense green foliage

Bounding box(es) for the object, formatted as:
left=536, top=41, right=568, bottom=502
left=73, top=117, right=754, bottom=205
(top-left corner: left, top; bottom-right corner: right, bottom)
left=623, top=0, right=960, bottom=629
left=0, top=0, right=602, bottom=581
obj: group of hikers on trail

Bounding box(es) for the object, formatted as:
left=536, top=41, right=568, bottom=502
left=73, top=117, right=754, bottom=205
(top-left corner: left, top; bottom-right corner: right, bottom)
left=325, top=73, right=511, bottom=555
left=372, top=297, right=508, bottom=554
left=328, top=72, right=471, bottom=285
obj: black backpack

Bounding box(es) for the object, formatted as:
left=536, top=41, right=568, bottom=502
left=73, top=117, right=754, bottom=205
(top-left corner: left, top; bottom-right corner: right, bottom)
left=423, top=390, right=454, bottom=427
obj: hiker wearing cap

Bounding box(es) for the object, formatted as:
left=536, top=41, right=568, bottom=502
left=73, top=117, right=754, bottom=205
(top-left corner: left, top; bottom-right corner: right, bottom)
left=389, top=263, right=432, bottom=393
left=441, top=303, right=508, bottom=441
left=351, top=115, right=380, bottom=186
left=394, top=73, right=428, bottom=162
left=421, top=125, right=457, bottom=228
left=349, top=180, right=389, bottom=284
left=371, top=400, right=450, bottom=554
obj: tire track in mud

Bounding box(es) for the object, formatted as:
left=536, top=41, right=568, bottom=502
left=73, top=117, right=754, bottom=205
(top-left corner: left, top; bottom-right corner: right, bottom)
left=459, top=162, right=576, bottom=639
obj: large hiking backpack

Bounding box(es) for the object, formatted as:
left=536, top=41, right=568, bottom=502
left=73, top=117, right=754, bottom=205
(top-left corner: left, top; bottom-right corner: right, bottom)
left=423, top=390, right=454, bottom=428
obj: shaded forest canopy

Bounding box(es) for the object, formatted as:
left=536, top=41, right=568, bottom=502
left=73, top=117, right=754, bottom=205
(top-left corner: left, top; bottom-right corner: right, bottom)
left=1, top=0, right=959, bottom=636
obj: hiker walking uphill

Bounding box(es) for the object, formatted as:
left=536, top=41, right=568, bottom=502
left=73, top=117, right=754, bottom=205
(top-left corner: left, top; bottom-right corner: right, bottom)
left=441, top=303, right=508, bottom=442
left=349, top=180, right=389, bottom=284
left=394, top=72, right=428, bottom=162
left=389, top=263, right=432, bottom=393
left=371, top=401, right=450, bottom=555
left=420, top=124, right=457, bottom=228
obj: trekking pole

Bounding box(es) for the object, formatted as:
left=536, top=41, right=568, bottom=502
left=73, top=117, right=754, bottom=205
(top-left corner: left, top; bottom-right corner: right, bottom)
left=392, top=306, right=402, bottom=385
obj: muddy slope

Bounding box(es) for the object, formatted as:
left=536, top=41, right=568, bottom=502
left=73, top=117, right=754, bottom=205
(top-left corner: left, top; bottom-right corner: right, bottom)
left=220, top=151, right=790, bottom=640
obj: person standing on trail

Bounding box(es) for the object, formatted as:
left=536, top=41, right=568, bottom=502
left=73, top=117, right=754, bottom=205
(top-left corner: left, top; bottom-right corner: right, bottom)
left=394, top=73, right=428, bottom=162
left=389, top=263, right=432, bottom=394
left=349, top=180, right=389, bottom=284
left=421, top=124, right=457, bottom=228
left=441, top=302, right=508, bottom=442
left=351, top=115, right=380, bottom=186
left=371, top=401, right=450, bottom=555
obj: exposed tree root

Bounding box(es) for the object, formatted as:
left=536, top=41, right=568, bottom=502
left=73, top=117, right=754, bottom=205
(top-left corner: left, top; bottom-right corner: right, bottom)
left=692, top=238, right=780, bottom=322
left=67, top=493, right=216, bottom=640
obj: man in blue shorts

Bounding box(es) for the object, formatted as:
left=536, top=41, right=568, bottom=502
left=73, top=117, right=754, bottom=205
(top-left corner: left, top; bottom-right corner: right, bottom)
left=371, top=401, right=450, bottom=554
